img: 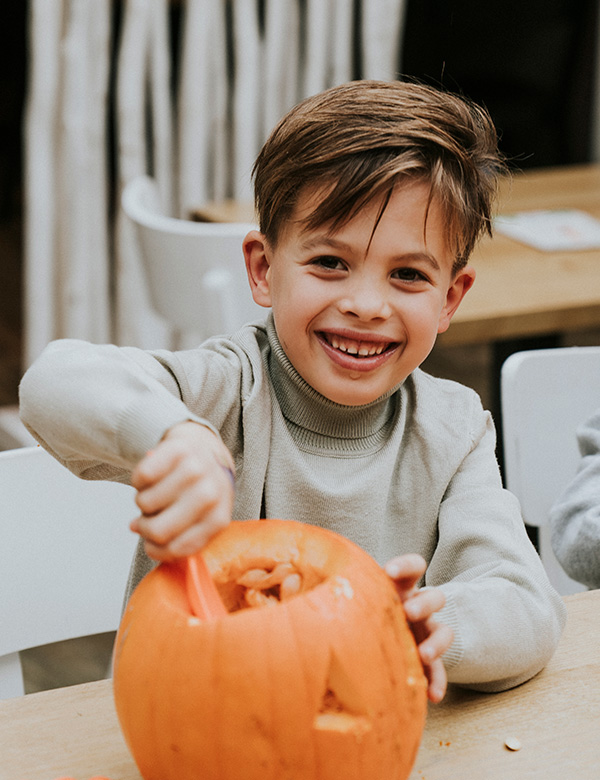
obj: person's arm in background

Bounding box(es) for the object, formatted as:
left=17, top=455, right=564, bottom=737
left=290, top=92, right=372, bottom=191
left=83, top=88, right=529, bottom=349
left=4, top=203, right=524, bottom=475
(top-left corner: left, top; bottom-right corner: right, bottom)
left=550, top=408, right=600, bottom=590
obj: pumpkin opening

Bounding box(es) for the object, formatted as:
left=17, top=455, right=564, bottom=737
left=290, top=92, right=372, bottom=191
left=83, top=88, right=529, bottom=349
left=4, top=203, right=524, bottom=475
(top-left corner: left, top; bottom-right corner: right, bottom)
left=213, top=558, right=326, bottom=612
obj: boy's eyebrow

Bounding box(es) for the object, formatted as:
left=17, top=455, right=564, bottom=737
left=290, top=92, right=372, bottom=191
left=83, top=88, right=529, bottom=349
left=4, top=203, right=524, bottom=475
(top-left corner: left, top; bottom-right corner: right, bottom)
left=299, top=234, right=441, bottom=270
left=392, top=252, right=441, bottom=271
left=298, top=234, right=351, bottom=252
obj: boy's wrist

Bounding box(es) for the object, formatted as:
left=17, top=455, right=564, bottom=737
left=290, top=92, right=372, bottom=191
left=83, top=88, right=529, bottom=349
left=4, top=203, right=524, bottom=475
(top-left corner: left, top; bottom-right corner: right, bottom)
left=164, top=420, right=236, bottom=484
left=163, top=417, right=220, bottom=442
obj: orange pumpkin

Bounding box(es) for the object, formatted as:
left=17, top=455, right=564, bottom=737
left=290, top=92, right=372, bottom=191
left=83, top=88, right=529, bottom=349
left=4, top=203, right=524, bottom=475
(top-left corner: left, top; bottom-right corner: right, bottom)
left=112, top=519, right=427, bottom=780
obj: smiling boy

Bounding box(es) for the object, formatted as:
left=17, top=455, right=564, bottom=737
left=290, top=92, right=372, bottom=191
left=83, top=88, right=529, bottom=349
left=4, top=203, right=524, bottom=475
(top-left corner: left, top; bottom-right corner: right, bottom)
left=20, top=80, right=565, bottom=698
left=244, top=179, right=473, bottom=407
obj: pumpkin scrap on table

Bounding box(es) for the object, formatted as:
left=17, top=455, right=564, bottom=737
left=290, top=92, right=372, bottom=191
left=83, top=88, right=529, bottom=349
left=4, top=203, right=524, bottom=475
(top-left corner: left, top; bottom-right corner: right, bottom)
left=113, top=519, right=427, bottom=780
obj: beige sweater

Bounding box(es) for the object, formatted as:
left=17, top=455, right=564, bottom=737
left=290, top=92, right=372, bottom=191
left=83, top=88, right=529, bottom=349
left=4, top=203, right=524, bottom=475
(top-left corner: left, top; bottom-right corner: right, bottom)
left=20, top=316, right=566, bottom=691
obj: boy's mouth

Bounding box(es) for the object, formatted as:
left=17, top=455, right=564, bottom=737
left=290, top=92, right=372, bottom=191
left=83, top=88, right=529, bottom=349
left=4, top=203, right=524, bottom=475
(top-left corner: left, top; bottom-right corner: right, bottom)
left=317, top=332, right=397, bottom=358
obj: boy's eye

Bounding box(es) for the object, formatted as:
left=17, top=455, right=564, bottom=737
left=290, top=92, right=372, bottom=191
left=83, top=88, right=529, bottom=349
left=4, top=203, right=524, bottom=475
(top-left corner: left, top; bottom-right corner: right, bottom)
left=391, top=267, right=428, bottom=283
left=311, top=255, right=345, bottom=270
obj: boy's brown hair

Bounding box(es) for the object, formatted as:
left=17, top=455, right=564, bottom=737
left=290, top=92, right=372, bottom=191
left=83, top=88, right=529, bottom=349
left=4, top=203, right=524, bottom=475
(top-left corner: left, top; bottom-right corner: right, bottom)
left=252, top=80, right=506, bottom=271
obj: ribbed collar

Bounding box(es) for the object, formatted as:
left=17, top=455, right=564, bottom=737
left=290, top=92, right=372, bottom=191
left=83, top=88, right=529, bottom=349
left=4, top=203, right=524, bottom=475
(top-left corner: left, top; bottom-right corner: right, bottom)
left=266, top=315, right=400, bottom=445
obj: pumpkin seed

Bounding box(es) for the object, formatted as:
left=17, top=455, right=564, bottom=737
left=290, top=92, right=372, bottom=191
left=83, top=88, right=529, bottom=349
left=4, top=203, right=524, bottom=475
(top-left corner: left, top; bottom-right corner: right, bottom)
left=504, top=737, right=522, bottom=751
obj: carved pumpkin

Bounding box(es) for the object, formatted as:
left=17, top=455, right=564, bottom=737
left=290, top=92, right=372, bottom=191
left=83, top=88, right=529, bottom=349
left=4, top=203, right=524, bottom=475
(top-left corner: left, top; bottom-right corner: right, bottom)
left=113, top=519, right=427, bottom=780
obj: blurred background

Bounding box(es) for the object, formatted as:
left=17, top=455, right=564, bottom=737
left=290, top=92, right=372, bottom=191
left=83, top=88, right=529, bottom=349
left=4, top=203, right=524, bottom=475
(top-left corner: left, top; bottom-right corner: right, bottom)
left=2, top=0, right=599, bottom=415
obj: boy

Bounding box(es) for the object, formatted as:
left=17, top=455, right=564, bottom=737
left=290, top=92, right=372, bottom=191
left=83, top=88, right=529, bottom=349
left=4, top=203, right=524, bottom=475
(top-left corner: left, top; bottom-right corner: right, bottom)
left=20, top=80, right=565, bottom=700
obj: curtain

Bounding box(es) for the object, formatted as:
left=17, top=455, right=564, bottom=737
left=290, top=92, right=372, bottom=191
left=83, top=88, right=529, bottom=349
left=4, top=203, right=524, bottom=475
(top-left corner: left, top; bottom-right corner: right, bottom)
left=23, top=0, right=408, bottom=363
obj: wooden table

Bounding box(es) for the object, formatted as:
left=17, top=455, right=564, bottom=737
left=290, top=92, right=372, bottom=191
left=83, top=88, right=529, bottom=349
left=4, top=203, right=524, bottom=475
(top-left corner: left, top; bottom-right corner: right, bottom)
left=408, top=589, right=600, bottom=779
left=441, top=163, right=600, bottom=348
left=193, top=164, right=600, bottom=348
left=1, top=590, right=598, bottom=780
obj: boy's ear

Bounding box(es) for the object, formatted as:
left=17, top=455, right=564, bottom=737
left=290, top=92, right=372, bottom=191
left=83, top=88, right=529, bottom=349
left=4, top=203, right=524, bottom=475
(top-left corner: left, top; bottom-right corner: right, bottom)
left=243, top=230, right=272, bottom=308
left=437, top=266, right=476, bottom=334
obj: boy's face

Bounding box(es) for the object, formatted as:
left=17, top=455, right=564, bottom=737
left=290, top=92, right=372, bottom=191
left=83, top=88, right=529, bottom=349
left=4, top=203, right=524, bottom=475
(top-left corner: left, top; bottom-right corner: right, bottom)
left=244, top=181, right=474, bottom=406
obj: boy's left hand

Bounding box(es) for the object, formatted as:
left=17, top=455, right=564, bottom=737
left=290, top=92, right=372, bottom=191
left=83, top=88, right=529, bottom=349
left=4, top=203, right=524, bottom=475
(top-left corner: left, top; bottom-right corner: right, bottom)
left=384, top=554, right=453, bottom=703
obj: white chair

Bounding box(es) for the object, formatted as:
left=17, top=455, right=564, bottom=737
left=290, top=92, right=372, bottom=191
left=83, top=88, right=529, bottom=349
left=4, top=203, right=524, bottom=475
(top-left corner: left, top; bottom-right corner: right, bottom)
left=0, top=446, right=138, bottom=698
left=121, top=176, right=266, bottom=345
left=501, top=346, right=600, bottom=595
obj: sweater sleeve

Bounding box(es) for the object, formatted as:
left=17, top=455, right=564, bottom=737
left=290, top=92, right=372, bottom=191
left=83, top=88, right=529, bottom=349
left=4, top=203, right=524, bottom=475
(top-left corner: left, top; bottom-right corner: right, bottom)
left=18, top=338, right=237, bottom=482
left=549, top=409, right=600, bottom=589
left=426, top=400, right=566, bottom=692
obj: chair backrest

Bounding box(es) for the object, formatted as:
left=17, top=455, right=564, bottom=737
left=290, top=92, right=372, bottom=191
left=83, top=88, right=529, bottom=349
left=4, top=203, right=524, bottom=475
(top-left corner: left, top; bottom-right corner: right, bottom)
left=121, top=176, right=266, bottom=339
left=501, top=346, right=600, bottom=594
left=0, top=446, right=138, bottom=698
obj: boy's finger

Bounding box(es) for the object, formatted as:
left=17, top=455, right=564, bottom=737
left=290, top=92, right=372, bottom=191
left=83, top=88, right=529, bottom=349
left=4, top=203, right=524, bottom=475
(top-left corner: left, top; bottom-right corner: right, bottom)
left=134, top=478, right=222, bottom=545
left=403, top=587, right=446, bottom=622
left=425, top=658, right=448, bottom=703
left=131, top=446, right=176, bottom=489
left=165, top=515, right=230, bottom=557
left=418, top=621, right=454, bottom=666
left=384, top=553, right=427, bottom=583
left=136, top=452, right=234, bottom=523
left=135, top=456, right=206, bottom=516
left=141, top=508, right=230, bottom=561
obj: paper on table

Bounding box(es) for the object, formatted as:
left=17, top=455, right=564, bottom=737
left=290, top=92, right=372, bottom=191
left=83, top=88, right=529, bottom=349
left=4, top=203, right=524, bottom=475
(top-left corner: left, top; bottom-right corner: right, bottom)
left=494, top=209, right=600, bottom=251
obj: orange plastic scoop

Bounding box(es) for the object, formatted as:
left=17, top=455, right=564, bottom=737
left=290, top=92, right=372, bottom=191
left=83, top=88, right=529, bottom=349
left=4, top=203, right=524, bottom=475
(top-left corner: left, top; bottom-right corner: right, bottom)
left=186, top=554, right=228, bottom=620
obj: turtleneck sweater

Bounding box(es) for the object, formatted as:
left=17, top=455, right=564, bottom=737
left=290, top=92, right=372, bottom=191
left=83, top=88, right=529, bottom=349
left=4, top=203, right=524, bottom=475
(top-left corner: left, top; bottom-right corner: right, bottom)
left=19, top=315, right=565, bottom=691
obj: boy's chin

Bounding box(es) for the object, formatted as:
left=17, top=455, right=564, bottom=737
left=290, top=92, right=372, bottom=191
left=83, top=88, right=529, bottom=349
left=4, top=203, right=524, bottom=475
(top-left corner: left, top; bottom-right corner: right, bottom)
left=315, top=378, right=404, bottom=407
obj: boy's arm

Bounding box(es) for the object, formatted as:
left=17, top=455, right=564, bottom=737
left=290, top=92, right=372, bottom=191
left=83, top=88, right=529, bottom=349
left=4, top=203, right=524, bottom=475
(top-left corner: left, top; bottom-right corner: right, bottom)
left=425, top=409, right=567, bottom=693
left=19, top=339, right=226, bottom=479
left=20, top=339, right=241, bottom=557
left=549, top=409, right=600, bottom=589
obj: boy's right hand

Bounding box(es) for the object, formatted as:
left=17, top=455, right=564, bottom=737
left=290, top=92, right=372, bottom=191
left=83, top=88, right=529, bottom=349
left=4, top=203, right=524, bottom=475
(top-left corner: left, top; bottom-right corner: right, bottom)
left=130, top=421, right=235, bottom=561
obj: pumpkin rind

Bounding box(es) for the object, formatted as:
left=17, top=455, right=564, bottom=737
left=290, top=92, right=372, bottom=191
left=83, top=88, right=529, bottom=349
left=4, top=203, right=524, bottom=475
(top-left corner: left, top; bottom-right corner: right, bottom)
left=113, top=519, right=427, bottom=780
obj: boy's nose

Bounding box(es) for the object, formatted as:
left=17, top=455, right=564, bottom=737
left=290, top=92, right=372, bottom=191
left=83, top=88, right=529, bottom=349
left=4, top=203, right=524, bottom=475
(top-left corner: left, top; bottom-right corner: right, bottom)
left=337, top=279, right=393, bottom=320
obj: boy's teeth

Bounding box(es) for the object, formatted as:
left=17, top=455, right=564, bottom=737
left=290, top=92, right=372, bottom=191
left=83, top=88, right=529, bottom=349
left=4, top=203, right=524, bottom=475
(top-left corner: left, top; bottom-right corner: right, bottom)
left=328, top=335, right=386, bottom=356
